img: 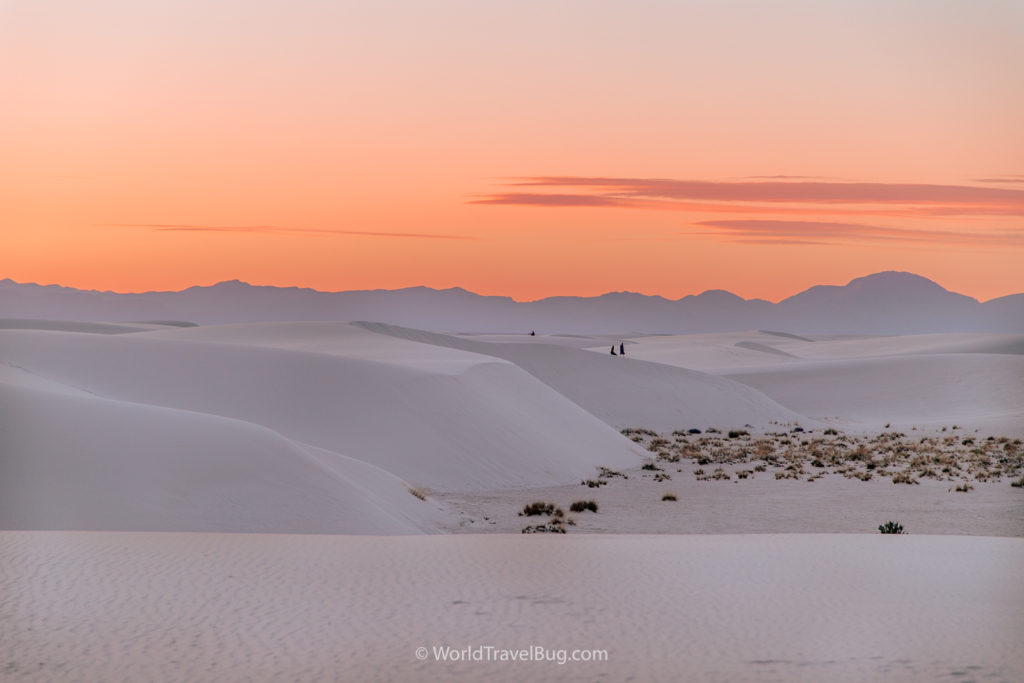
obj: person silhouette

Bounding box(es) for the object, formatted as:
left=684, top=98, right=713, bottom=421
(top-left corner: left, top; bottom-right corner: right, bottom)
left=530, top=330, right=535, bottom=336
left=610, top=346, right=617, bottom=356
left=619, top=342, right=625, bottom=356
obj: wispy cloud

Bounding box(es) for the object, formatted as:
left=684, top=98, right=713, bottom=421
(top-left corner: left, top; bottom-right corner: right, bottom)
left=973, top=176, right=1024, bottom=184
left=100, top=224, right=472, bottom=240
left=471, top=176, right=1024, bottom=218
left=690, top=219, right=1024, bottom=247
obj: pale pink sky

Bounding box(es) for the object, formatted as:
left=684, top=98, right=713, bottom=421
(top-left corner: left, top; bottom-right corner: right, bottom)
left=2, top=1, right=1022, bottom=301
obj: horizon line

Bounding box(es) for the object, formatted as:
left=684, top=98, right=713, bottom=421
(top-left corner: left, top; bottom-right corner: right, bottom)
left=2, top=270, right=1019, bottom=305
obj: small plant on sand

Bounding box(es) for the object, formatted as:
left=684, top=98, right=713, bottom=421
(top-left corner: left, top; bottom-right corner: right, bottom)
left=728, top=430, right=749, bottom=439
left=569, top=500, right=598, bottom=513
left=522, top=522, right=566, bottom=534
left=520, top=501, right=560, bottom=517
left=597, top=467, right=627, bottom=479
left=891, top=471, right=919, bottom=485
left=1011, top=476, right=1024, bottom=488
left=952, top=483, right=974, bottom=493
left=653, top=472, right=671, bottom=482
left=406, top=487, right=428, bottom=501
left=661, top=493, right=677, bottom=501
left=878, top=521, right=905, bottom=534
left=581, top=479, right=607, bottom=488
left=641, top=462, right=662, bottom=471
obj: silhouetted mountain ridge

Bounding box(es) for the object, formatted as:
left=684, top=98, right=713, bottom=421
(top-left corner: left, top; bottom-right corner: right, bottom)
left=1, top=271, right=1020, bottom=334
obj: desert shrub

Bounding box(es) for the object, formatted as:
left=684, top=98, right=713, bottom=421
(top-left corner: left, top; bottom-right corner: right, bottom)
left=407, top=487, right=427, bottom=501
left=653, top=472, right=671, bottom=482
left=641, top=462, right=661, bottom=471
left=647, top=438, right=670, bottom=452
left=621, top=427, right=657, bottom=437
left=598, top=467, right=626, bottom=479
left=582, top=479, right=607, bottom=488
left=823, top=428, right=839, bottom=435
left=878, top=521, right=905, bottom=534
left=736, top=469, right=752, bottom=479
left=728, top=430, right=749, bottom=439
left=791, top=426, right=805, bottom=433
left=569, top=500, right=598, bottom=513
left=522, top=522, right=566, bottom=534
left=753, top=464, right=767, bottom=472
left=1011, top=476, right=1024, bottom=488
left=953, top=483, right=974, bottom=492
left=706, top=428, right=721, bottom=434
left=891, top=472, right=919, bottom=485
left=661, top=493, right=677, bottom=501
left=811, top=458, right=825, bottom=468
left=520, top=501, right=557, bottom=517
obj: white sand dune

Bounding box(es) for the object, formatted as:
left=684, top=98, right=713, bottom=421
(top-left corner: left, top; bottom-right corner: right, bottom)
left=3, top=532, right=1022, bottom=683
left=353, top=322, right=806, bottom=431
left=621, top=330, right=1024, bottom=434
left=0, top=318, right=161, bottom=334
left=0, top=367, right=448, bottom=534
left=622, top=330, right=814, bottom=371
left=0, top=324, right=642, bottom=497
left=774, top=331, right=1024, bottom=360
left=726, top=354, right=1024, bottom=434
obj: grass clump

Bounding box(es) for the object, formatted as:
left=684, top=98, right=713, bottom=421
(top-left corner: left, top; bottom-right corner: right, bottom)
left=406, top=487, right=428, bottom=501
left=519, top=501, right=562, bottom=517
left=522, top=522, right=566, bottom=534
left=661, top=493, right=677, bottom=501
left=878, top=520, right=905, bottom=534
left=569, top=500, right=598, bottom=513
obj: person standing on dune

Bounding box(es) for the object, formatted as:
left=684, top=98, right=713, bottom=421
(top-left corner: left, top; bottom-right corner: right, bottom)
left=619, top=342, right=625, bottom=356
left=610, top=346, right=617, bottom=355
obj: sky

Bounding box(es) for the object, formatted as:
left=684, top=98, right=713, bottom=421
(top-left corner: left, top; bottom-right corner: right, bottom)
left=2, top=0, right=1023, bottom=302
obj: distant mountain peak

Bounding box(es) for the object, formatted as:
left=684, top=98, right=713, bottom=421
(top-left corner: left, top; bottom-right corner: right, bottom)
left=694, top=289, right=744, bottom=302
left=846, top=271, right=946, bottom=291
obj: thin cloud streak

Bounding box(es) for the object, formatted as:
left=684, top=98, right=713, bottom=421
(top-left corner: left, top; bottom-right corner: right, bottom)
left=472, top=193, right=1024, bottom=219
left=690, top=219, right=1024, bottom=247
left=974, top=177, right=1024, bottom=184
left=100, top=224, right=472, bottom=240
left=504, top=177, right=1024, bottom=205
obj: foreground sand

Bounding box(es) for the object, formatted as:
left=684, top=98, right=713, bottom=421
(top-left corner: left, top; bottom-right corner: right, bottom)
left=2, top=532, right=1022, bottom=682
left=437, top=461, right=1024, bottom=537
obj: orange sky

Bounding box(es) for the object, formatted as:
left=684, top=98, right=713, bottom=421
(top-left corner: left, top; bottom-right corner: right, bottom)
left=2, top=1, right=1023, bottom=302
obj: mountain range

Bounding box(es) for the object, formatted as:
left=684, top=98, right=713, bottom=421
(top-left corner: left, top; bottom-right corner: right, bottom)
left=1, top=271, right=1021, bottom=335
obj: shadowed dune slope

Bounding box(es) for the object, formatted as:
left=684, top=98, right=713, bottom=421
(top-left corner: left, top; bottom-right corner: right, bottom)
left=352, top=322, right=806, bottom=431
left=0, top=366, right=449, bottom=533
left=0, top=324, right=641, bottom=494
